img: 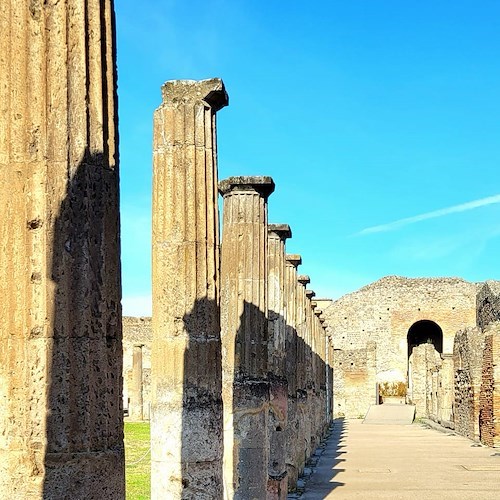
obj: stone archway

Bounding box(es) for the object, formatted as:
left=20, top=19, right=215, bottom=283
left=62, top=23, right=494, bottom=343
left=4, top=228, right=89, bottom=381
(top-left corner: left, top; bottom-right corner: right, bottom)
left=407, top=320, right=443, bottom=357
left=407, top=320, right=443, bottom=413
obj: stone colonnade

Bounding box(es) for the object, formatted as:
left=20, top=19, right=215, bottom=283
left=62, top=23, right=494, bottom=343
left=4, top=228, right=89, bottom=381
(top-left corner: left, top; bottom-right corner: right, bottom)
left=0, top=1, right=124, bottom=498
left=151, top=79, right=333, bottom=499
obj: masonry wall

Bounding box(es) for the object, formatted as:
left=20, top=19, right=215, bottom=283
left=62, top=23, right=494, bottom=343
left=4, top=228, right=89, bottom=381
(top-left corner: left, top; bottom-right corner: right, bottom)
left=323, top=276, right=478, bottom=418
left=476, top=283, right=500, bottom=446
left=477, top=282, right=500, bottom=331
left=122, top=317, right=152, bottom=420
left=453, top=327, right=485, bottom=440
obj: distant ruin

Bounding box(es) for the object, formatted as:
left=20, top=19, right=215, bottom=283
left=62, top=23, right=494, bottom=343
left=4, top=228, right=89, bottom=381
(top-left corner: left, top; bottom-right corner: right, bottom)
left=319, top=276, right=500, bottom=445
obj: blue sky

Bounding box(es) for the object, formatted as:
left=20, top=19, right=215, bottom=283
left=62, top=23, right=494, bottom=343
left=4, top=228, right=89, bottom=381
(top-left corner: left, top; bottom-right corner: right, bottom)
left=116, top=0, right=500, bottom=316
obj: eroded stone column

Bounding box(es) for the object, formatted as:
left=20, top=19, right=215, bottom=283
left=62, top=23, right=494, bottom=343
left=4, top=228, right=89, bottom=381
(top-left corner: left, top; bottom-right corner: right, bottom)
left=152, top=79, right=228, bottom=499
left=0, top=1, right=123, bottom=497
left=313, top=308, right=324, bottom=442
left=284, top=254, right=301, bottom=489
left=304, top=288, right=316, bottom=455
left=130, top=344, right=144, bottom=421
left=267, top=224, right=291, bottom=499
left=219, top=176, right=275, bottom=499
left=296, top=275, right=310, bottom=468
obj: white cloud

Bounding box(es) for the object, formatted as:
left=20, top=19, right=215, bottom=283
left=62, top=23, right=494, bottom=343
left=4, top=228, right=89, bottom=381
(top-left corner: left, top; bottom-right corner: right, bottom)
left=357, top=194, right=500, bottom=235
left=122, top=295, right=152, bottom=318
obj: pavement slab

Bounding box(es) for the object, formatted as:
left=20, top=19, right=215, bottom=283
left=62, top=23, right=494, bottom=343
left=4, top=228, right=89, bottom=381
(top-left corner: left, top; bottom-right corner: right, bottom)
left=300, top=419, right=500, bottom=500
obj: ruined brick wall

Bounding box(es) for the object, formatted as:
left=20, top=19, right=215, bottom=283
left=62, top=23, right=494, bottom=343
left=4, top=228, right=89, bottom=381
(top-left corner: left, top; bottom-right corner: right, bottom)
left=122, top=317, right=152, bottom=419
left=480, top=334, right=494, bottom=445
left=453, top=327, right=485, bottom=441
left=479, top=323, right=500, bottom=446
left=477, top=282, right=500, bottom=330
left=323, top=276, right=477, bottom=418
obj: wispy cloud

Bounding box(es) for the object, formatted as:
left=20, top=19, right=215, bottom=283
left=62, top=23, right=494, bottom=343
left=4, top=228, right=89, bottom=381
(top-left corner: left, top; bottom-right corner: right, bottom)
left=357, top=194, right=500, bottom=236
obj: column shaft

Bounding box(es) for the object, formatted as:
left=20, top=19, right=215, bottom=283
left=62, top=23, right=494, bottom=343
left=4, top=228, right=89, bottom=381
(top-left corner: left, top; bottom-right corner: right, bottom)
left=151, top=79, right=227, bottom=499
left=0, top=1, right=123, bottom=497
left=284, top=255, right=301, bottom=489
left=267, top=224, right=291, bottom=499
left=219, top=176, right=275, bottom=500
left=130, top=345, right=144, bottom=421
left=296, top=277, right=310, bottom=471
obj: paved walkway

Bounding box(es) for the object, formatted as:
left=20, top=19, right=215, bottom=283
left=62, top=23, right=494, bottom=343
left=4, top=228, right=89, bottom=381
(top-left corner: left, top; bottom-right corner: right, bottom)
left=301, top=419, right=500, bottom=500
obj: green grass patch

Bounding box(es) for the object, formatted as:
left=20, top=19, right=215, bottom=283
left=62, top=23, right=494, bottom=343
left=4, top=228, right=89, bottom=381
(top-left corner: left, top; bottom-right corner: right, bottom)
left=125, top=421, right=151, bottom=499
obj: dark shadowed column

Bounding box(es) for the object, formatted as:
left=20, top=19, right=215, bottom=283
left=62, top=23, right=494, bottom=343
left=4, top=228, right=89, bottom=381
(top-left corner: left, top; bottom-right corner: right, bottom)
left=284, top=254, right=301, bottom=489
left=0, top=1, right=124, bottom=497
left=151, top=79, right=228, bottom=499
left=296, top=275, right=311, bottom=470
left=267, top=224, right=292, bottom=499
left=304, top=287, right=316, bottom=456
left=219, top=176, right=275, bottom=500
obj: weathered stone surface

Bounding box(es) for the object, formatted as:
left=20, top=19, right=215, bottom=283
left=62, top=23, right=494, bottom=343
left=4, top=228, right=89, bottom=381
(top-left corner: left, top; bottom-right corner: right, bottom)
left=453, top=327, right=485, bottom=440
left=129, top=344, right=144, bottom=421
left=219, top=176, right=274, bottom=500
left=122, top=317, right=152, bottom=420
left=151, top=78, right=227, bottom=499
left=323, top=276, right=478, bottom=418
left=479, top=323, right=500, bottom=447
left=284, top=255, right=301, bottom=490
left=295, top=275, right=309, bottom=475
left=0, top=1, right=124, bottom=497
left=267, top=224, right=291, bottom=499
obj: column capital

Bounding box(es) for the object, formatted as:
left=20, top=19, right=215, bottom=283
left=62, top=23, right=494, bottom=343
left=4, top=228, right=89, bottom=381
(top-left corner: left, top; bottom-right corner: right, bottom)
left=161, top=78, right=228, bottom=111
left=218, top=176, right=275, bottom=199
left=285, top=254, right=302, bottom=268
left=268, top=223, right=292, bottom=240
left=297, top=275, right=310, bottom=286
left=314, top=309, right=323, bottom=316
left=305, top=289, right=316, bottom=299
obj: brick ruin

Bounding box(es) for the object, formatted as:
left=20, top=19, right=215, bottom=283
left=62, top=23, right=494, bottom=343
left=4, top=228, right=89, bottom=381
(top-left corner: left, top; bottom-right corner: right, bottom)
left=321, top=276, right=500, bottom=445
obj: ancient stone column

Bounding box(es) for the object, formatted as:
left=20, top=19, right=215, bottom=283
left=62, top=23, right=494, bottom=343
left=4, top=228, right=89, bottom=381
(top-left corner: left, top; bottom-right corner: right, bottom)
left=304, top=288, right=316, bottom=455
left=219, top=176, right=275, bottom=500
left=151, top=79, right=228, bottom=499
left=130, top=344, right=144, bottom=421
left=0, top=1, right=123, bottom=497
left=296, top=275, right=310, bottom=472
left=284, top=254, right=301, bottom=489
left=313, top=308, right=324, bottom=440
left=267, top=224, right=291, bottom=499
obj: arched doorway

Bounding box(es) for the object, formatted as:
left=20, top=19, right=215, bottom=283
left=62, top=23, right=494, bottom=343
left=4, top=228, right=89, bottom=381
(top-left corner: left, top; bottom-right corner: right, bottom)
left=407, top=320, right=443, bottom=357
left=407, top=320, right=443, bottom=411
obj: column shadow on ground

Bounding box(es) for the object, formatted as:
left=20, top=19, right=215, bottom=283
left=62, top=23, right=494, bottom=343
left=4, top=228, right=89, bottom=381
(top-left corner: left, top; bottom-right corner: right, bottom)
left=302, top=418, right=347, bottom=498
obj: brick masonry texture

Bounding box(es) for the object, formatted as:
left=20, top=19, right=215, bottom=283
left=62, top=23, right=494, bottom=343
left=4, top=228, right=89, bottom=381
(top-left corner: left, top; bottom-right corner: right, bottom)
left=322, top=276, right=478, bottom=418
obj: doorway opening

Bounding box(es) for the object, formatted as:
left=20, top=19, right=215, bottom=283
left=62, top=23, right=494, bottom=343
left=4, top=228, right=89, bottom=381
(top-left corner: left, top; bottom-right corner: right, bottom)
left=407, top=320, right=443, bottom=358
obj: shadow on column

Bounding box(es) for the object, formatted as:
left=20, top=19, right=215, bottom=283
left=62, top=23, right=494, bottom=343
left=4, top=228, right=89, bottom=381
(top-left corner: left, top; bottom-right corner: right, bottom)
left=45, top=150, right=124, bottom=498
left=285, top=323, right=331, bottom=494
left=229, top=300, right=269, bottom=497
left=181, top=298, right=223, bottom=499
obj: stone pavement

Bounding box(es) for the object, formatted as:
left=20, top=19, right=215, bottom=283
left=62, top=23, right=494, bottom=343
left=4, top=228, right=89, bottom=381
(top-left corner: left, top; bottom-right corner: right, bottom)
left=297, top=419, right=500, bottom=500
